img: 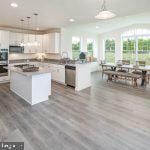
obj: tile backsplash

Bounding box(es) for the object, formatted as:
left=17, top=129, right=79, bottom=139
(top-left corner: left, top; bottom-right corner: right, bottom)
left=9, top=53, right=61, bottom=60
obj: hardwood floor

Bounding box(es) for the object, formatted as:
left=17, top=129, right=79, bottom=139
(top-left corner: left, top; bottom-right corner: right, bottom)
left=0, top=72, right=150, bottom=150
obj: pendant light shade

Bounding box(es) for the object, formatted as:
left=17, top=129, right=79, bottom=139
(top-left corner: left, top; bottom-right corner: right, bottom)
left=33, top=13, right=40, bottom=46
left=26, top=16, right=31, bottom=47
left=95, top=0, right=116, bottom=20
left=20, top=19, right=25, bottom=47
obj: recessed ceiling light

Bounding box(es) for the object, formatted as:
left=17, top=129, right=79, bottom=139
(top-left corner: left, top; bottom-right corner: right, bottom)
left=96, top=26, right=99, bottom=29
left=69, top=18, right=75, bottom=22
left=36, top=27, right=39, bottom=31
left=11, top=2, right=18, bottom=8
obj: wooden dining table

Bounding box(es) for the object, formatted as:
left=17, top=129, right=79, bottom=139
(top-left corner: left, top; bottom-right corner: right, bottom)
left=101, top=63, right=150, bottom=86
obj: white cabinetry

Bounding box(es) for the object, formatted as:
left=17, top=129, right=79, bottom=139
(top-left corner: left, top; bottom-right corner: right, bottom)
left=33, top=62, right=65, bottom=84
left=9, top=32, right=22, bottom=45
left=42, top=33, right=60, bottom=53
left=50, top=64, right=65, bottom=84
left=24, top=34, right=43, bottom=53
left=0, top=31, right=9, bottom=49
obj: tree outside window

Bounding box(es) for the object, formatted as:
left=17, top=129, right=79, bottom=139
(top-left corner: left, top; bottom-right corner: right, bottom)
left=122, top=29, right=150, bottom=65
left=122, top=37, right=136, bottom=64
left=105, top=39, right=115, bottom=63
left=72, top=37, right=81, bottom=59
left=87, top=39, right=94, bottom=57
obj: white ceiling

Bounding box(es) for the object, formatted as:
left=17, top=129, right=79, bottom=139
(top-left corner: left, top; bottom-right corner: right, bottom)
left=0, top=0, right=150, bottom=30
left=71, top=12, right=150, bottom=34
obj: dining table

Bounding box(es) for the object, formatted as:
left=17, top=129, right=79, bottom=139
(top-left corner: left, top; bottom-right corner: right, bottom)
left=101, top=63, right=150, bottom=86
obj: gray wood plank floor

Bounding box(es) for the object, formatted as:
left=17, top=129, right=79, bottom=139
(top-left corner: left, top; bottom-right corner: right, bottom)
left=0, top=72, right=150, bottom=150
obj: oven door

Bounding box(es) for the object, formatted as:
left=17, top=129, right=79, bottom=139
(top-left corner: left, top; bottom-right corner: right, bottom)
left=0, top=64, right=8, bottom=77
left=0, top=50, right=8, bottom=61
left=9, top=46, right=24, bottom=53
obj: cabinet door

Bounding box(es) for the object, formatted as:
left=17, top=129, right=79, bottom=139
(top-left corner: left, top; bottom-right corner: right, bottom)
left=36, top=35, right=43, bottom=53
left=9, top=32, right=16, bottom=44
left=0, top=31, right=9, bottom=49
left=42, top=34, right=49, bottom=53
left=24, top=34, right=30, bottom=53
left=48, top=33, right=60, bottom=53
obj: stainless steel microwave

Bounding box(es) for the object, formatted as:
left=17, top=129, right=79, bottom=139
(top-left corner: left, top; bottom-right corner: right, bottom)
left=9, top=45, right=24, bottom=53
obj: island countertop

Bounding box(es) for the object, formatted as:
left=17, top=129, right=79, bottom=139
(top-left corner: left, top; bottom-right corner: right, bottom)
left=10, top=67, right=51, bottom=77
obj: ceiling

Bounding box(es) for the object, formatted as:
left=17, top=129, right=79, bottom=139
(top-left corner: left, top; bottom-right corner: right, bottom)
left=0, top=0, right=150, bottom=30
left=72, top=12, right=150, bottom=34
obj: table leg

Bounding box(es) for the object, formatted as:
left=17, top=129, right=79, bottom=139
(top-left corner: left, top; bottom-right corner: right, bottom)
left=141, top=71, right=147, bottom=86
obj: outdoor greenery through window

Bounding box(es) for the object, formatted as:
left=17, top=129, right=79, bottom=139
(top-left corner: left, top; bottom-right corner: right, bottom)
left=122, top=37, right=136, bottom=64
left=87, top=39, right=94, bottom=57
left=105, top=39, right=115, bottom=63
left=138, top=36, right=150, bottom=64
left=122, top=29, right=150, bottom=65
left=72, top=37, right=81, bottom=59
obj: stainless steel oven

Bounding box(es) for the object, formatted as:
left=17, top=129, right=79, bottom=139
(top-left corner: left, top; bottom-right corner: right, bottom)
left=0, top=49, right=8, bottom=77
left=9, top=45, right=24, bottom=53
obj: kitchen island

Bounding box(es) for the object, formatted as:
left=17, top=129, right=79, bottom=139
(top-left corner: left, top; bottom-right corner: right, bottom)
left=10, top=67, right=51, bottom=105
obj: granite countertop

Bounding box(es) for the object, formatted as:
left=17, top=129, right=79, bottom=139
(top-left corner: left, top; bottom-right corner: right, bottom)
left=10, top=67, right=51, bottom=77
left=9, top=59, right=97, bottom=66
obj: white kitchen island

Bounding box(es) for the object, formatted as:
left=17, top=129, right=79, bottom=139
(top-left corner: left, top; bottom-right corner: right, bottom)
left=10, top=67, right=51, bottom=105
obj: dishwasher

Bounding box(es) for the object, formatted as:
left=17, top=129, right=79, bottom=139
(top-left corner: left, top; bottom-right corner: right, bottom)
left=65, top=65, right=76, bottom=87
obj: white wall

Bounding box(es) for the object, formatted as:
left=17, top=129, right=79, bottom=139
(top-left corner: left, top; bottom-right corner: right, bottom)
left=61, top=27, right=98, bottom=59
left=98, top=24, right=150, bottom=62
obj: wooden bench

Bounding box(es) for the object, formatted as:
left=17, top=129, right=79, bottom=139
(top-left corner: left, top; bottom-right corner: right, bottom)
left=103, top=70, right=141, bottom=86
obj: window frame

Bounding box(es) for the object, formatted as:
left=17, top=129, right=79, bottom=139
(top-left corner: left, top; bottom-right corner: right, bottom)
left=104, top=38, right=116, bottom=63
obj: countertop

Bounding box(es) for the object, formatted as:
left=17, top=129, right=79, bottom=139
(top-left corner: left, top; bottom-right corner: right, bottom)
left=10, top=67, right=51, bottom=77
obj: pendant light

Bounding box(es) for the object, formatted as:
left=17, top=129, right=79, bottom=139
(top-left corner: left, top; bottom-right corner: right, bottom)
left=33, top=13, right=40, bottom=46
left=20, top=19, right=25, bottom=47
left=95, top=0, right=116, bottom=20
left=26, top=16, right=31, bottom=46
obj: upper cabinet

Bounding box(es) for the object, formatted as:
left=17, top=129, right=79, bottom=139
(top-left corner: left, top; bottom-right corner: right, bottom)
left=0, top=31, right=9, bottom=49
left=2, top=31, right=61, bottom=53
left=42, top=33, right=60, bottom=53
left=24, top=34, right=43, bottom=53
left=9, top=32, right=22, bottom=45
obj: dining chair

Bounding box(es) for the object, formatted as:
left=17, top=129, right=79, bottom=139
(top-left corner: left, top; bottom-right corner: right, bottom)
left=132, top=61, right=146, bottom=75
left=117, top=60, right=130, bottom=72
left=122, top=60, right=130, bottom=65
left=101, top=64, right=112, bottom=80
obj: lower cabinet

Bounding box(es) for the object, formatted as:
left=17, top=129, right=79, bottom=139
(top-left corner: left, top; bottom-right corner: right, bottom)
left=34, top=62, right=65, bottom=84
left=51, top=66, right=65, bottom=84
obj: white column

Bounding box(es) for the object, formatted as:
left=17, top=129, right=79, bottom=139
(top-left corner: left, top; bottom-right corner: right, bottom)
left=81, top=35, right=87, bottom=52
left=98, top=35, right=105, bottom=61
left=115, top=34, right=122, bottom=63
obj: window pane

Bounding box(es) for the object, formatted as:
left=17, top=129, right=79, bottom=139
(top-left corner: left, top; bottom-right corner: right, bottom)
left=122, top=37, right=136, bottom=64
left=138, top=36, right=150, bottom=65
left=105, top=39, right=115, bottom=63
left=87, top=39, right=94, bottom=57
left=72, top=37, right=80, bottom=59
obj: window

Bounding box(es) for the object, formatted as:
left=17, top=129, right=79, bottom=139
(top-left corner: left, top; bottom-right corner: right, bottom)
left=122, top=29, right=150, bottom=65
left=138, top=36, right=150, bottom=64
left=122, top=37, right=136, bottom=64
left=72, top=37, right=81, bottom=59
left=87, top=39, right=94, bottom=57
left=105, top=39, right=115, bottom=63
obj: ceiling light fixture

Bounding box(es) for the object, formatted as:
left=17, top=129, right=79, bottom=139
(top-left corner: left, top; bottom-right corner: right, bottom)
left=96, top=26, right=99, bottom=29
left=26, top=17, right=31, bottom=47
left=10, top=2, right=18, bottom=8
left=95, top=0, right=116, bottom=20
left=33, top=13, right=40, bottom=46
left=20, top=19, right=25, bottom=47
left=69, top=18, right=75, bottom=22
